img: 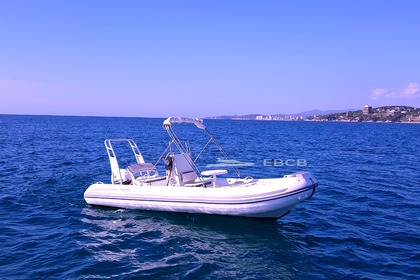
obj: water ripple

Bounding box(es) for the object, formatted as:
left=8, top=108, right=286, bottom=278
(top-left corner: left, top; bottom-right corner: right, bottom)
left=0, top=116, right=419, bottom=279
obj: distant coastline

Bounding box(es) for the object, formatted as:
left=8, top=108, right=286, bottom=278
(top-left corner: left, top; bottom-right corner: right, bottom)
left=2, top=105, right=419, bottom=123
left=207, top=106, right=420, bottom=123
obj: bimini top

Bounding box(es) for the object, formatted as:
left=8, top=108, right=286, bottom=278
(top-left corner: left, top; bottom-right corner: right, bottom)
left=163, top=117, right=206, bottom=130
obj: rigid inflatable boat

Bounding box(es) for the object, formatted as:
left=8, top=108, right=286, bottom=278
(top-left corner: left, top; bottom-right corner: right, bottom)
left=84, top=117, right=317, bottom=219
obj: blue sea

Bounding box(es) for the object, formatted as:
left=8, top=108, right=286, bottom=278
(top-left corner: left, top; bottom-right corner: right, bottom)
left=0, top=115, right=419, bottom=279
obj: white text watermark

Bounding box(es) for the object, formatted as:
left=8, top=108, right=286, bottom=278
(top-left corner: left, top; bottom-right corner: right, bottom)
left=263, top=158, right=308, bottom=167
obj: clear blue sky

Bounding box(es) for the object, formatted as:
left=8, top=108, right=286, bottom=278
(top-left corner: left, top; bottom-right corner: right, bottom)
left=1, top=0, right=419, bottom=117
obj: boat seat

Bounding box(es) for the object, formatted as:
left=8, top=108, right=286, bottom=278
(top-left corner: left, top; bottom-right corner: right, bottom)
left=126, top=163, right=159, bottom=183
left=172, top=154, right=195, bottom=184
left=170, top=154, right=213, bottom=187
left=181, top=170, right=212, bottom=187
left=127, top=163, right=156, bottom=174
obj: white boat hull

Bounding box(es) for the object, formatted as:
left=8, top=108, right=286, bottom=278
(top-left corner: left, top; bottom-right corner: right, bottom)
left=84, top=172, right=317, bottom=219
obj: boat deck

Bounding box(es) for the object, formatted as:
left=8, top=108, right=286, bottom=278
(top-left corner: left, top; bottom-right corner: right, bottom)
left=138, top=177, right=255, bottom=188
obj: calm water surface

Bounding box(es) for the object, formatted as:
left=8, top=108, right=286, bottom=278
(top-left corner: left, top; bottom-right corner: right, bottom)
left=0, top=115, right=419, bottom=279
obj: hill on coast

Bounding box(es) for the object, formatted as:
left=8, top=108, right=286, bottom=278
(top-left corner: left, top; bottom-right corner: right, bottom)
left=206, top=106, right=420, bottom=123
left=308, top=106, right=420, bottom=123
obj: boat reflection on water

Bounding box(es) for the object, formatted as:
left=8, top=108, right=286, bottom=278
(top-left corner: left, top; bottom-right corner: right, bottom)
left=79, top=207, right=312, bottom=278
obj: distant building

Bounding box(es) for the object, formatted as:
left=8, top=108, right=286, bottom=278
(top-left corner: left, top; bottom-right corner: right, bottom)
left=256, top=115, right=273, bottom=120
left=363, top=105, right=372, bottom=115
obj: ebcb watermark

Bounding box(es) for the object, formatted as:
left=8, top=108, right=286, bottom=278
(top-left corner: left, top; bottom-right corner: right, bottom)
left=263, top=158, right=307, bottom=167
